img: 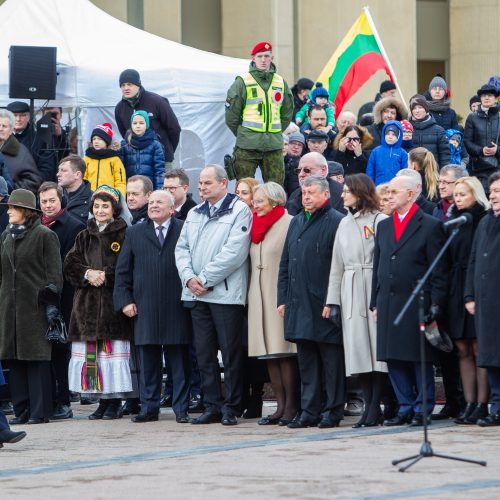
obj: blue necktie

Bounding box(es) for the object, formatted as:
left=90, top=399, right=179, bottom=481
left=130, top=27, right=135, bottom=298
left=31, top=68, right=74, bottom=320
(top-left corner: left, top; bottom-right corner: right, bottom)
left=157, top=226, right=165, bottom=246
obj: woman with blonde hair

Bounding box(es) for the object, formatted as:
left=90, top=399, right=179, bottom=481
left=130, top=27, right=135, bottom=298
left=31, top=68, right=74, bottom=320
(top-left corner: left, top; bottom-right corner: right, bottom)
left=448, top=176, right=490, bottom=425
left=376, top=183, right=393, bottom=216
left=408, top=147, right=439, bottom=201
left=235, top=177, right=259, bottom=208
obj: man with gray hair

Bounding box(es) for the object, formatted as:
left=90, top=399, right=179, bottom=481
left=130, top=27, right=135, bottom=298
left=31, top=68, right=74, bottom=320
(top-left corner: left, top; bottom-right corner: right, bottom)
left=396, top=168, right=436, bottom=215
left=370, top=175, right=448, bottom=427
left=433, top=164, right=468, bottom=221
left=175, top=165, right=252, bottom=425
left=114, top=190, right=193, bottom=423
left=278, top=175, right=345, bottom=428
left=286, top=152, right=345, bottom=215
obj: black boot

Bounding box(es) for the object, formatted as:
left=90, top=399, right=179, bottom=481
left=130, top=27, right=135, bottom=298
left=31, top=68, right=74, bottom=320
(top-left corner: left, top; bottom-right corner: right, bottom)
left=454, top=402, right=476, bottom=424
left=88, top=399, right=109, bottom=420
left=463, top=403, right=488, bottom=424
left=102, top=399, right=123, bottom=420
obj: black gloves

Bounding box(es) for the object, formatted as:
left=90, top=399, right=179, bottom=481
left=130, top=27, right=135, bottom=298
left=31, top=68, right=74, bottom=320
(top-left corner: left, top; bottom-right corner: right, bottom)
left=424, top=304, right=441, bottom=324
left=329, top=305, right=342, bottom=329
left=46, top=304, right=61, bottom=327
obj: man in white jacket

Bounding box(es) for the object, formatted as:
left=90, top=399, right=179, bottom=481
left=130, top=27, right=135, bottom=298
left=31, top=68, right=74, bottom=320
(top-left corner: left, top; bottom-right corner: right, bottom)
left=175, top=165, right=252, bottom=425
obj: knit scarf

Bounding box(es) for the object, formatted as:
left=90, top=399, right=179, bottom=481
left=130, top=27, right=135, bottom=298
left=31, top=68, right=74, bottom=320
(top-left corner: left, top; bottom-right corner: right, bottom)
left=123, top=87, right=142, bottom=108
left=8, top=223, right=28, bottom=240
left=427, top=98, right=451, bottom=113
left=393, top=202, right=419, bottom=242
left=81, top=340, right=113, bottom=392
left=251, top=205, right=285, bottom=243
left=41, top=208, right=65, bottom=227
left=126, top=128, right=157, bottom=150
left=85, top=147, right=119, bottom=160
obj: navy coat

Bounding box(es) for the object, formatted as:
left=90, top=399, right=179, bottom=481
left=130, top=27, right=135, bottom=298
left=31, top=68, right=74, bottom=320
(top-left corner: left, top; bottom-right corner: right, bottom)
left=278, top=204, right=344, bottom=344
left=371, top=208, right=448, bottom=362
left=113, top=217, right=191, bottom=345
left=410, top=116, right=451, bottom=168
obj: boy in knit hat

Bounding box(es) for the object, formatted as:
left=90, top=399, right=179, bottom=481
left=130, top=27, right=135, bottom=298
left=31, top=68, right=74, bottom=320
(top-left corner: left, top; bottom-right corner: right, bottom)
left=425, top=74, right=459, bottom=130
left=366, top=120, right=408, bottom=185
left=83, top=123, right=126, bottom=196
left=295, top=82, right=335, bottom=132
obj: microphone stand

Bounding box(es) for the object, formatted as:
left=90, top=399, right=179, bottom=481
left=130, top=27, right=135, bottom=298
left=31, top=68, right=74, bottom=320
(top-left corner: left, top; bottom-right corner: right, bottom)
left=391, top=226, right=486, bottom=472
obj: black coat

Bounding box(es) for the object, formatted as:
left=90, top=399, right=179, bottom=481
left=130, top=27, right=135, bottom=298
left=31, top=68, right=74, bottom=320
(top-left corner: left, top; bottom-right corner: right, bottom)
left=0, top=204, right=8, bottom=234
left=286, top=178, right=346, bottom=216
left=175, top=195, right=197, bottom=221
left=283, top=155, right=301, bottom=197
left=371, top=208, right=448, bottom=362
left=64, top=181, right=93, bottom=226
left=410, top=116, right=451, bottom=168
left=423, top=93, right=460, bottom=131
left=278, top=204, right=344, bottom=344
left=47, top=211, right=86, bottom=325
left=113, top=218, right=191, bottom=345
left=446, top=203, right=486, bottom=340
left=464, top=211, right=500, bottom=368
left=416, top=194, right=437, bottom=215
left=332, top=149, right=368, bottom=176
left=367, top=123, right=383, bottom=150
left=463, top=106, right=500, bottom=174
left=115, top=86, right=181, bottom=162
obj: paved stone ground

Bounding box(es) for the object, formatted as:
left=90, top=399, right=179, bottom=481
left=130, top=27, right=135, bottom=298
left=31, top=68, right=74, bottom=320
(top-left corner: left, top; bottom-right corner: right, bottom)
left=0, top=403, right=498, bottom=500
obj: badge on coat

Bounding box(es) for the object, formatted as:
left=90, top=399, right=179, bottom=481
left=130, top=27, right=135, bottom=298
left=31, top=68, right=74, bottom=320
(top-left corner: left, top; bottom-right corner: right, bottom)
left=272, top=88, right=283, bottom=104
left=363, top=225, right=375, bottom=239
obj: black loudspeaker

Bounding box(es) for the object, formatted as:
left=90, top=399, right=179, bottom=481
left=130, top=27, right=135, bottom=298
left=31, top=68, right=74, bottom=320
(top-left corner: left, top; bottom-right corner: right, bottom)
left=9, top=46, right=57, bottom=100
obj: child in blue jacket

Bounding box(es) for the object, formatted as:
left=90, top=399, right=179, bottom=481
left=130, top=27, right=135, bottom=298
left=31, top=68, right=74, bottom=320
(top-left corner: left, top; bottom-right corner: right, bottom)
left=119, top=110, right=165, bottom=190
left=366, top=120, right=408, bottom=186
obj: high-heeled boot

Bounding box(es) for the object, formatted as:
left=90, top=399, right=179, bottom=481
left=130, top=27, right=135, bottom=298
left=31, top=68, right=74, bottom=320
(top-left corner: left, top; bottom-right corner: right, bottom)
left=454, top=402, right=476, bottom=424
left=102, top=399, right=123, bottom=420
left=88, top=399, right=109, bottom=420
left=464, top=403, right=488, bottom=424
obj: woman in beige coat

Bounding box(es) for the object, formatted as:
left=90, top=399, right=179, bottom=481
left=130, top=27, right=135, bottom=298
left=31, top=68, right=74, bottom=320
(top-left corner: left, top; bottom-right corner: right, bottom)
left=325, top=174, right=388, bottom=428
left=248, top=182, right=297, bottom=426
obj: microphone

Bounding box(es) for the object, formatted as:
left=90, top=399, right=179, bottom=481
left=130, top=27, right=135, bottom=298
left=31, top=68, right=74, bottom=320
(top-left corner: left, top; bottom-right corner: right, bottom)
left=443, top=212, right=473, bottom=230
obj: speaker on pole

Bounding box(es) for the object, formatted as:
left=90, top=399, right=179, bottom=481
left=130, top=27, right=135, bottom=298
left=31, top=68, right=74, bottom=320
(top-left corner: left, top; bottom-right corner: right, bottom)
left=9, top=46, right=57, bottom=100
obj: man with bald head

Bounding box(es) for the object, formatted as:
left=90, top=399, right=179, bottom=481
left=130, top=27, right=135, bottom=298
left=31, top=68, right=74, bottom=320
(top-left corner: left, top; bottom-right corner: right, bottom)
left=114, top=190, right=193, bottom=423
left=286, top=152, right=345, bottom=215
left=371, top=175, right=448, bottom=427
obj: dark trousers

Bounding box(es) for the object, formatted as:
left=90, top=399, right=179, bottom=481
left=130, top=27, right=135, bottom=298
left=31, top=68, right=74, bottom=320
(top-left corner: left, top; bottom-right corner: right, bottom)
left=51, top=342, right=71, bottom=406
left=387, top=360, right=435, bottom=415
left=437, top=348, right=464, bottom=410
left=8, top=360, right=53, bottom=419
left=296, top=340, right=346, bottom=420
left=139, top=344, right=190, bottom=416
left=190, top=301, right=244, bottom=416
left=0, top=410, right=8, bottom=431
left=164, top=344, right=201, bottom=397
left=488, top=367, right=500, bottom=415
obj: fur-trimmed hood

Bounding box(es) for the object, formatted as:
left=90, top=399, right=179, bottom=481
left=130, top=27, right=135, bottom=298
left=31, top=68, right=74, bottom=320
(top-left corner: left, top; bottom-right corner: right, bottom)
left=372, top=97, right=407, bottom=125
left=333, top=125, right=373, bottom=151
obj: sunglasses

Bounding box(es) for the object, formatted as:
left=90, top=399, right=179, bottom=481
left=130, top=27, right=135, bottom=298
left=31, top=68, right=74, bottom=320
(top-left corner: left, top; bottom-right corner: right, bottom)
left=295, top=167, right=315, bottom=175
left=346, top=137, right=360, bottom=142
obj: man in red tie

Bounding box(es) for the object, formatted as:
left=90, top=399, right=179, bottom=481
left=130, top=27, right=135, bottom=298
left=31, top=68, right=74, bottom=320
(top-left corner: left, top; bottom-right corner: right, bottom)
left=370, top=175, right=448, bottom=427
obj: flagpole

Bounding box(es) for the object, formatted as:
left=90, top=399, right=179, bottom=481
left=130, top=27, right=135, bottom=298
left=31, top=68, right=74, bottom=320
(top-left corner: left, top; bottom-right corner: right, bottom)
left=363, top=6, right=409, bottom=112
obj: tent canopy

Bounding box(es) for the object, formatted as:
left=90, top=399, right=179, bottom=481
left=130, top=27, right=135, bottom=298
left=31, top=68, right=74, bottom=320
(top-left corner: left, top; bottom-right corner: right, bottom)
left=0, top=0, right=248, bottom=171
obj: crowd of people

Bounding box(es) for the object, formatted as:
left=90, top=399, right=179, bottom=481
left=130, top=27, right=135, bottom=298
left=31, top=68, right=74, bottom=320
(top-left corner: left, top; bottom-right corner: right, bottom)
left=0, top=40, right=499, bottom=449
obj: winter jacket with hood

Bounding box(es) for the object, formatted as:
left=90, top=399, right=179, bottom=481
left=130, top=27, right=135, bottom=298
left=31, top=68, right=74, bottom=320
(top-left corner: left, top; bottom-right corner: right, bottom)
left=366, top=120, right=408, bottom=185
left=410, top=114, right=451, bottom=168
left=119, top=129, right=165, bottom=190
left=83, top=145, right=126, bottom=197
left=366, top=97, right=407, bottom=151
left=446, top=128, right=468, bottom=166
left=225, top=62, right=294, bottom=152
left=175, top=193, right=252, bottom=305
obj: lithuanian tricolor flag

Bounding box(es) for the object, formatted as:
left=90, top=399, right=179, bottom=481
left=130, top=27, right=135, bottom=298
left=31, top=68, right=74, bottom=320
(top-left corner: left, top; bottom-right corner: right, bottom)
left=317, top=8, right=399, bottom=118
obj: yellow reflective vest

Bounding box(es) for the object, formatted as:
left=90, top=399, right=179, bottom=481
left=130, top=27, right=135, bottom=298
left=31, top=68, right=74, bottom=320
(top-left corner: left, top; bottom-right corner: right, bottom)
left=240, top=72, right=285, bottom=133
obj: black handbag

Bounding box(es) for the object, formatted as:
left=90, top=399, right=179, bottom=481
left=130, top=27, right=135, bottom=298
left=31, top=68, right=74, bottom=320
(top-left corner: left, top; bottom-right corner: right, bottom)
left=45, top=314, right=68, bottom=344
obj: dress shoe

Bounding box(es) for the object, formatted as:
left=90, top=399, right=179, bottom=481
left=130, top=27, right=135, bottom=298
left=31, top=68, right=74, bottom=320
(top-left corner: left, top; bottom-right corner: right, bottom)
left=176, top=414, right=190, bottom=424
left=80, top=396, right=98, bottom=405
left=9, top=409, right=29, bottom=425
left=188, top=394, right=204, bottom=413
left=190, top=411, right=221, bottom=424
left=318, top=414, right=341, bottom=428
left=102, top=399, right=123, bottom=420
left=432, top=404, right=460, bottom=420
left=410, top=413, right=432, bottom=427
left=221, top=414, right=238, bottom=426
left=287, top=415, right=320, bottom=429
left=382, top=401, right=399, bottom=421
left=464, top=403, right=488, bottom=424
left=160, top=394, right=172, bottom=408
left=88, top=399, right=109, bottom=420
left=0, top=429, right=27, bottom=446
left=69, top=392, right=80, bottom=403
left=51, top=404, right=73, bottom=420
left=28, top=417, right=50, bottom=424
left=258, top=415, right=281, bottom=425
left=121, top=399, right=141, bottom=416
left=384, top=412, right=414, bottom=426
left=278, top=418, right=293, bottom=426
left=454, top=402, right=476, bottom=424
left=477, top=413, right=500, bottom=427
left=0, top=401, right=14, bottom=415
left=131, top=412, right=159, bottom=423
left=344, top=398, right=364, bottom=417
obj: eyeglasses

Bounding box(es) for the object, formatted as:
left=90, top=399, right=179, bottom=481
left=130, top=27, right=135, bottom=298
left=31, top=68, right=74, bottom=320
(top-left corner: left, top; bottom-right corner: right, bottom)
left=387, top=189, right=409, bottom=196
left=438, top=180, right=455, bottom=186
left=346, top=137, right=360, bottom=143
left=295, top=167, right=316, bottom=175
left=163, top=185, right=183, bottom=192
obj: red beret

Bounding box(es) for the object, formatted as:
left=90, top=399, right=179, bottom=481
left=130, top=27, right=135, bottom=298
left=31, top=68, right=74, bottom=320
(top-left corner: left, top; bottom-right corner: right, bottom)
left=251, top=41, right=272, bottom=56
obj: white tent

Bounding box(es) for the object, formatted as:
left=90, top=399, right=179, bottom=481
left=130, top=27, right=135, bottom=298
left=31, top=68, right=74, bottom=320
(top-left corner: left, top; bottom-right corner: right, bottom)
left=0, top=0, right=248, bottom=185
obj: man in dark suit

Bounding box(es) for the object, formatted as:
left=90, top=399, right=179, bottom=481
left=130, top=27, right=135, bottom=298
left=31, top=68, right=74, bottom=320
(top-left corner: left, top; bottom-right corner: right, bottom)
left=163, top=168, right=197, bottom=221
left=38, top=182, right=86, bottom=420
left=286, top=152, right=345, bottom=216
left=114, top=190, right=192, bottom=423
left=371, top=175, right=448, bottom=427
left=126, top=175, right=153, bottom=225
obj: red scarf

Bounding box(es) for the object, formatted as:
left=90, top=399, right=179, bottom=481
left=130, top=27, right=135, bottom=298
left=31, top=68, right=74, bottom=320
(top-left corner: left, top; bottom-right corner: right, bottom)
left=393, top=203, right=419, bottom=242
left=251, top=205, right=285, bottom=244
left=41, top=208, right=65, bottom=227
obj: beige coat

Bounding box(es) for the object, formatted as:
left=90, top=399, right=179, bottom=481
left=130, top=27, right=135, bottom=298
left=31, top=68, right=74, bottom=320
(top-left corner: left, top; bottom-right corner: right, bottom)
left=326, top=210, right=388, bottom=376
left=248, top=213, right=296, bottom=357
